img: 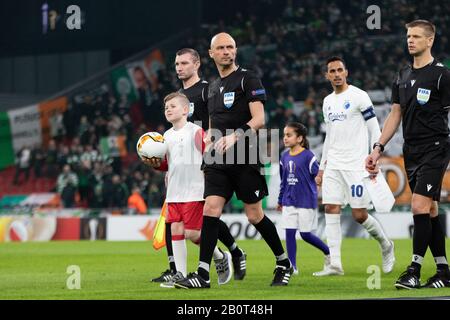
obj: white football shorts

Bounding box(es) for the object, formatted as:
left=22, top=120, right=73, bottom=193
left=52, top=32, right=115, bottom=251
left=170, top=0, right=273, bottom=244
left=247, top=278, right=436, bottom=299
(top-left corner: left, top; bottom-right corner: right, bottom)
left=322, top=169, right=371, bottom=209
left=280, top=206, right=318, bottom=232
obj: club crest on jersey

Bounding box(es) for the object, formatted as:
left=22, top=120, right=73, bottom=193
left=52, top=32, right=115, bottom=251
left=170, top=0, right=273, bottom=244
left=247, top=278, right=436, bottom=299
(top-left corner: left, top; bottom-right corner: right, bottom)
left=188, top=102, right=195, bottom=117
left=223, top=92, right=235, bottom=109
left=343, top=100, right=351, bottom=110
left=417, top=88, right=430, bottom=105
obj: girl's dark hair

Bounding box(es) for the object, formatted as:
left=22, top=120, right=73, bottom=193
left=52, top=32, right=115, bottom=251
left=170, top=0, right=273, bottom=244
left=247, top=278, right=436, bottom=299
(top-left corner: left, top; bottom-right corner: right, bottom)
left=286, top=122, right=309, bottom=149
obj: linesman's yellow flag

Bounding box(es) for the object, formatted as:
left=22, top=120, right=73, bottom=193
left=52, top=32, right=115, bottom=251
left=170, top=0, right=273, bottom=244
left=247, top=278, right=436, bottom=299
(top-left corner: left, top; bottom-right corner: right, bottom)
left=152, top=201, right=167, bottom=250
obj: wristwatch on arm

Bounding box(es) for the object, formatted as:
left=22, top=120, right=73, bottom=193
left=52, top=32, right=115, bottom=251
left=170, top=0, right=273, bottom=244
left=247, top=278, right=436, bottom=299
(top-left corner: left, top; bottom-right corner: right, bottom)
left=373, top=142, right=385, bottom=153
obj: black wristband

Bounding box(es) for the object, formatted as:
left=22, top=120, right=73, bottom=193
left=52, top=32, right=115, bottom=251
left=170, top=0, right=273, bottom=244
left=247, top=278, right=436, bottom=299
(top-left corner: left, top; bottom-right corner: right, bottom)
left=373, top=142, right=385, bottom=152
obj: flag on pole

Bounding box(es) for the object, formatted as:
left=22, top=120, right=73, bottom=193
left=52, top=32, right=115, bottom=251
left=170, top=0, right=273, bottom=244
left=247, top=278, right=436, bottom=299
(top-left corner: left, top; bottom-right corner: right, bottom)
left=152, top=201, right=167, bottom=250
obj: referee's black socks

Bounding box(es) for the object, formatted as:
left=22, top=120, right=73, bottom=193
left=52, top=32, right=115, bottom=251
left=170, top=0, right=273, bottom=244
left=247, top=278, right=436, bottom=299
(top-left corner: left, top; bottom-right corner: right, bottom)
left=411, top=214, right=432, bottom=275
left=253, top=215, right=290, bottom=268
left=218, top=219, right=243, bottom=258
left=197, top=216, right=220, bottom=281
left=430, top=216, right=449, bottom=271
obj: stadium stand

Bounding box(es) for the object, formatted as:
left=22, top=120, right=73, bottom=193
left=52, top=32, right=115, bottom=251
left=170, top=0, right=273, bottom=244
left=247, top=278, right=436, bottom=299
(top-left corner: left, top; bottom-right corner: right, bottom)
left=1, top=0, right=449, bottom=212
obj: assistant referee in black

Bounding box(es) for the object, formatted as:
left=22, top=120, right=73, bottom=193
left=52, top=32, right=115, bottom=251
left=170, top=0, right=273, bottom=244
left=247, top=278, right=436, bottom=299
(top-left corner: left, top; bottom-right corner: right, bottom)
left=175, top=33, right=293, bottom=289
left=366, top=20, right=450, bottom=290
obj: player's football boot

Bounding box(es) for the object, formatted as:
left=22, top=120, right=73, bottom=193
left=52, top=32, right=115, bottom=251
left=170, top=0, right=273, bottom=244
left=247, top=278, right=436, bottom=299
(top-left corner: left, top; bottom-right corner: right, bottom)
left=381, top=240, right=396, bottom=273
left=313, top=255, right=344, bottom=276
left=160, top=271, right=184, bottom=288
left=232, top=249, right=247, bottom=280
left=270, top=264, right=294, bottom=286
left=214, top=248, right=233, bottom=285
left=395, top=266, right=421, bottom=290
left=151, top=269, right=175, bottom=283
left=174, top=272, right=211, bottom=289
left=422, top=269, right=450, bottom=289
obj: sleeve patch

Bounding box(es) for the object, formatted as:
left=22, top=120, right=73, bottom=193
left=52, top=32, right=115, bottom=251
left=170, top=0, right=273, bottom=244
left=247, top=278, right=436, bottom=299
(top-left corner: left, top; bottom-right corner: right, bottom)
left=251, top=89, right=266, bottom=96
left=362, top=106, right=376, bottom=121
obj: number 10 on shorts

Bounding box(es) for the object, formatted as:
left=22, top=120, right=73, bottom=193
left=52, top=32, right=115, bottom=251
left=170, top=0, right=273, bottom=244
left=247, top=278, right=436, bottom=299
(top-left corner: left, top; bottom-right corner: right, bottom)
left=351, top=184, right=363, bottom=197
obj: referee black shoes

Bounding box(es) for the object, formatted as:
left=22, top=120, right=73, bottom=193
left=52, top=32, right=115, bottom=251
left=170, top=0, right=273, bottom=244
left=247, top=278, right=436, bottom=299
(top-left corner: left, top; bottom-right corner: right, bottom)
left=395, top=266, right=421, bottom=289
left=422, top=269, right=450, bottom=289
left=271, top=265, right=294, bottom=286
left=232, top=249, right=247, bottom=280
left=174, top=272, right=211, bottom=289
left=151, top=269, right=175, bottom=283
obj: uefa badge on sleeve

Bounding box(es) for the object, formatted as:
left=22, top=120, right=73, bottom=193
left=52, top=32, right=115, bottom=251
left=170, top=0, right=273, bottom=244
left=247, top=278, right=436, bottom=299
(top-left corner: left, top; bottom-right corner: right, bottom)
left=417, top=88, right=431, bottom=105
left=223, top=92, right=235, bottom=109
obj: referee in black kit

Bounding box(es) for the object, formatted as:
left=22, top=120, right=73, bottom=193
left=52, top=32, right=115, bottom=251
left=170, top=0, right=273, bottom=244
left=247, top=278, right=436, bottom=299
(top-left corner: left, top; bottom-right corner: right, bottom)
left=175, top=33, right=293, bottom=289
left=175, top=48, right=248, bottom=278
left=151, top=48, right=247, bottom=284
left=366, top=20, right=450, bottom=289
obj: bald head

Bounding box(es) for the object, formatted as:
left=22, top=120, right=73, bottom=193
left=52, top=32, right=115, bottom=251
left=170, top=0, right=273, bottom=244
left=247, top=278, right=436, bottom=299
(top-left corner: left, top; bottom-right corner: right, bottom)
left=209, top=32, right=237, bottom=71
left=210, top=32, right=236, bottom=49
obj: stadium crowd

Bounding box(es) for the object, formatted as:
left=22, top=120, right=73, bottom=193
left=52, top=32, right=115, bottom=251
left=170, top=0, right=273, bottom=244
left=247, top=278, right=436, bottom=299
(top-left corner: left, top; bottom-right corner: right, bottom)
left=10, top=0, right=450, bottom=211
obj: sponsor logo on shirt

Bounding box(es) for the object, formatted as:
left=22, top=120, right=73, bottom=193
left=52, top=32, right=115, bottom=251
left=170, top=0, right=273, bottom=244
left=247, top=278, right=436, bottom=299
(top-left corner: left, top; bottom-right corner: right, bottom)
left=328, top=112, right=347, bottom=122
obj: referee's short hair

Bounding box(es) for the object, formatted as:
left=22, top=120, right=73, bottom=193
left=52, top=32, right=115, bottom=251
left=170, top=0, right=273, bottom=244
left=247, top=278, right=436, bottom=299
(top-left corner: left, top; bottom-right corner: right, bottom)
left=405, top=20, right=436, bottom=37
left=176, top=48, right=200, bottom=63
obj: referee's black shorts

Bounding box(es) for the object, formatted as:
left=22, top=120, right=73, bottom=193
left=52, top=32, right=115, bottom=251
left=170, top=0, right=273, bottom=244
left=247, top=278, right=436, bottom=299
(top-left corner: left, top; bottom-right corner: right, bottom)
left=203, top=164, right=268, bottom=204
left=403, top=138, right=450, bottom=201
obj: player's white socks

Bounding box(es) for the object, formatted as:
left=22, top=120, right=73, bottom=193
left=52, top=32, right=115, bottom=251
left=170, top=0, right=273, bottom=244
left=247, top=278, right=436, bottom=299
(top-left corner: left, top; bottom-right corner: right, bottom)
left=213, top=246, right=224, bottom=260
left=325, top=214, right=343, bottom=269
left=361, top=215, right=390, bottom=250
left=172, top=238, right=187, bottom=277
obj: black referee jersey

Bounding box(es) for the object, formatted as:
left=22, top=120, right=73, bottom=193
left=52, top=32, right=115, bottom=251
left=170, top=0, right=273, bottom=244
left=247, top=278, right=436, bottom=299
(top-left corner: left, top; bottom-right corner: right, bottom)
left=179, top=79, right=210, bottom=131
left=206, top=66, right=267, bottom=166
left=391, top=59, right=450, bottom=144
left=207, top=66, right=266, bottom=134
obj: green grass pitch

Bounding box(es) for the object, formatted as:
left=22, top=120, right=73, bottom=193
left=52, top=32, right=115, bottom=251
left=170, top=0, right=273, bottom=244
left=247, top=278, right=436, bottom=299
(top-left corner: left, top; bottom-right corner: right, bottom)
left=1, top=239, right=449, bottom=300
